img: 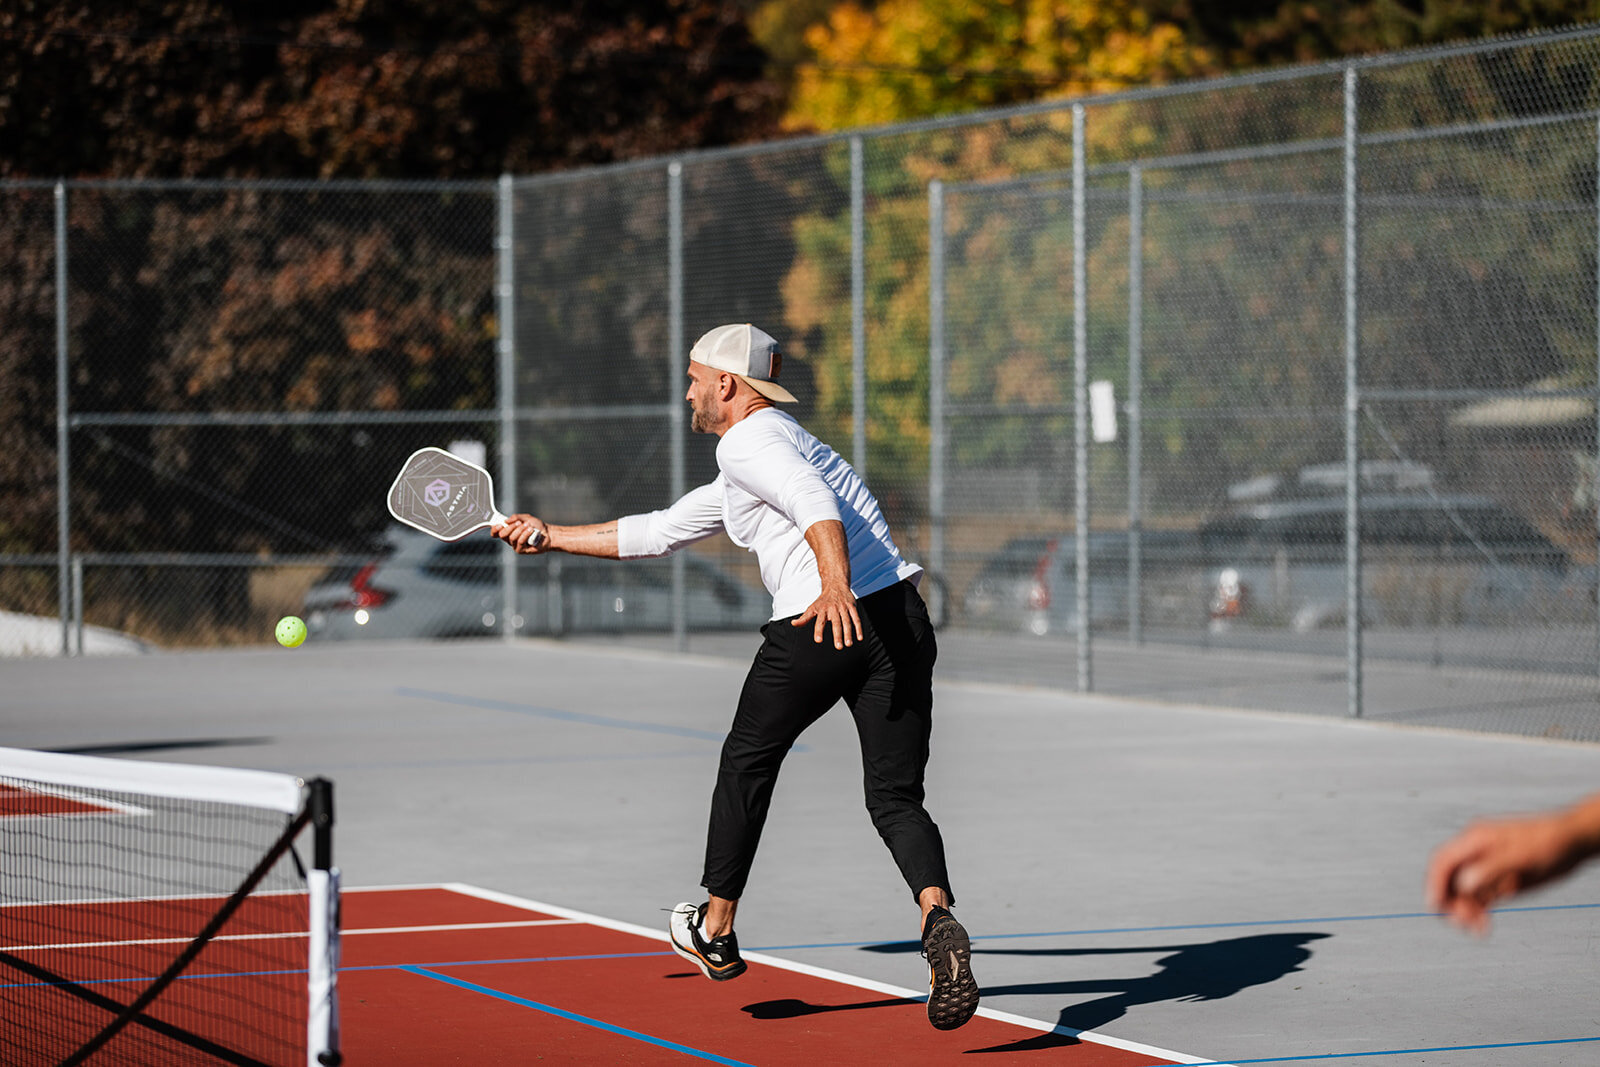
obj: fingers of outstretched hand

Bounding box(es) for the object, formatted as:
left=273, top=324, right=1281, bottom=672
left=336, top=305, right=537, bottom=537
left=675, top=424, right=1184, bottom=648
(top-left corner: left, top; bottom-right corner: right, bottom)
left=787, top=606, right=835, bottom=647
left=828, top=604, right=862, bottom=648
left=1426, top=822, right=1540, bottom=933
left=1425, top=866, right=1492, bottom=933
left=790, top=598, right=862, bottom=649
left=1424, top=835, right=1479, bottom=913
left=816, top=607, right=833, bottom=647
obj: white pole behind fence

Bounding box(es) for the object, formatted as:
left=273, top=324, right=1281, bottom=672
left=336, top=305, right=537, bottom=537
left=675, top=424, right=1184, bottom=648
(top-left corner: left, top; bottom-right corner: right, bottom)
left=851, top=136, right=867, bottom=479
left=1344, top=67, right=1363, bottom=719
left=928, top=180, right=946, bottom=588
left=1073, top=104, right=1091, bottom=694
left=1127, top=165, right=1144, bottom=648
left=669, top=161, right=688, bottom=652
left=496, top=174, right=519, bottom=641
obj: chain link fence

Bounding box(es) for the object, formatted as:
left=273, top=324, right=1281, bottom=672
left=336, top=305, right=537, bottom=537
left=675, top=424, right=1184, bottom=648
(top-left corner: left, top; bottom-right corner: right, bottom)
left=4, top=25, right=1599, bottom=740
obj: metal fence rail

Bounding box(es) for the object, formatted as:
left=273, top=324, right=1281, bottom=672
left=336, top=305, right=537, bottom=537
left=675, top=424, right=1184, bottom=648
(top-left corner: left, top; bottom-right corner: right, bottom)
left=5, top=23, right=1599, bottom=740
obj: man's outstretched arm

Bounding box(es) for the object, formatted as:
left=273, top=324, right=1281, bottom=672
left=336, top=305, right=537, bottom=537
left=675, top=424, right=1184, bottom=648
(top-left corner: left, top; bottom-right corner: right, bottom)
left=494, top=481, right=726, bottom=561
left=493, top=515, right=620, bottom=558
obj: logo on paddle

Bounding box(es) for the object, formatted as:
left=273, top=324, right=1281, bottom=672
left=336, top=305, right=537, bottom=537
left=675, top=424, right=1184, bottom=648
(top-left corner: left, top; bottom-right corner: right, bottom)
left=423, top=479, right=451, bottom=507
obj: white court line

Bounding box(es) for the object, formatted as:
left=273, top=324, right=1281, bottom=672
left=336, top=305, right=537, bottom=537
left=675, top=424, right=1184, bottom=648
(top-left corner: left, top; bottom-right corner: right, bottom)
left=0, top=887, right=307, bottom=909
left=0, top=882, right=472, bottom=911
left=437, top=881, right=1234, bottom=1067
left=4, top=917, right=579, bottom=954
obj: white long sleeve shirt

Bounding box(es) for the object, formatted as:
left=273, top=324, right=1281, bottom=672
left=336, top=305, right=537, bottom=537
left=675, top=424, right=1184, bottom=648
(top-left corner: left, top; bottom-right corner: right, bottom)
left=616, top=408, right=922, bottom=619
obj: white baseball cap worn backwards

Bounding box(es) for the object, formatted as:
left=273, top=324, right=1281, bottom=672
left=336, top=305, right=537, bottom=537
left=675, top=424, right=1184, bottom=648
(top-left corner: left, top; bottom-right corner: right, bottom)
left=690, top=323, right=798, bottom=404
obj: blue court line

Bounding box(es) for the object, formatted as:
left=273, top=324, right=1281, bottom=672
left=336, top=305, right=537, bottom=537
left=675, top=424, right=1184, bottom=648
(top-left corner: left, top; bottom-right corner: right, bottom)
left=310, top=748, right=712, bottom=771
left=395, top=686, right=809, bottom=751
left=1129, top=1035, right=1600, bottom=1064
left=399, top=965, right=756, bottom=1065
left=14, top=949, right=1597, bottom=1065
left=0, top=951, right=682, bottom=992
left=339, top=950, right=673, bottom=973
left=751, top=901, right=1600, bottom=952
left=14, top=900, right=1598, bottom=991
left=395, top=687, right=727, bottom=741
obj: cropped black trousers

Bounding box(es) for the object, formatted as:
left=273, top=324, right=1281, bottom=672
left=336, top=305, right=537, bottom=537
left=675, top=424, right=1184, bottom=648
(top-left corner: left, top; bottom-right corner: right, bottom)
left=700, top=579, right=953, bottom=904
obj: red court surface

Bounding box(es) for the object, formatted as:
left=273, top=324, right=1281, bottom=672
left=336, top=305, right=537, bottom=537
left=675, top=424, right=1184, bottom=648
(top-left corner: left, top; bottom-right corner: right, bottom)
left=3, top=883, right=1208, bottom=1065
left=0, top=783, right=130, bottom=817
left=335, top=885, right=1200, bottom=1065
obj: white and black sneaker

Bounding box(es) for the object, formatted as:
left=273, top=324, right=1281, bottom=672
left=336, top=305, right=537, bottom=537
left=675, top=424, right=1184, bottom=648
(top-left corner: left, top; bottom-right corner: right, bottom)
left=922, top=905, right=979, bottom=1030
left=668, top=901, right=748, bottom=982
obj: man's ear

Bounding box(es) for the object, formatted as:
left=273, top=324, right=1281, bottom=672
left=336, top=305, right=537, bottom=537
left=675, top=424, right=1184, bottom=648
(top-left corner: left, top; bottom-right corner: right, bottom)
left=717, top=372, right=740, bottom=400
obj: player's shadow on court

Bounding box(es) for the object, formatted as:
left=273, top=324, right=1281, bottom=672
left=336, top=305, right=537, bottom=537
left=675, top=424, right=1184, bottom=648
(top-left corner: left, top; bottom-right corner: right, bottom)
left=741, top=994, right=925, bottom=1019
left=827, top=931, right=1332, bottom=1053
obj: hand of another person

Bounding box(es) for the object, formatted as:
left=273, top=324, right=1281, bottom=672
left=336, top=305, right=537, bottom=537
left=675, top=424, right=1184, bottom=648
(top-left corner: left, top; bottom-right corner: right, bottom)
left=491, top=513, right=550, bottom=555
left=1425, top=809, right=1595, bottom=933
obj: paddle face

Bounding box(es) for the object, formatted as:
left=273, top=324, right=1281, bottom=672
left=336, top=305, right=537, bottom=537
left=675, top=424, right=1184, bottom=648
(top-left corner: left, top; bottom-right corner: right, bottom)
left=387, top=447, right=508, bottom=542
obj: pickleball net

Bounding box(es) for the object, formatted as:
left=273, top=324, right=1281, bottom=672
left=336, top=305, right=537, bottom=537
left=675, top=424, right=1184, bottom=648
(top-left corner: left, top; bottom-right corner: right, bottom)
left=0, top=747, right=340, bottom=1066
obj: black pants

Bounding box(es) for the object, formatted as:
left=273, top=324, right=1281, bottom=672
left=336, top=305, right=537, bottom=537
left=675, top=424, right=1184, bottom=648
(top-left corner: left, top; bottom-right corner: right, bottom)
left=701, top=579, right=952, bottom=904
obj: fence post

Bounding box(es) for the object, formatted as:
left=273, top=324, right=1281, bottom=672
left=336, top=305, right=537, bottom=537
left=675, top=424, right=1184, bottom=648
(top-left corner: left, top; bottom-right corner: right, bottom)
left=851, top=135, right=867, bottom=478
left=668, top=161, right=687, bottom=652
left=55, top=182, right=71, bottom=658
left=1073, top=104, right=1091, bottom=693
left=1594, top=117, right=1600, bottom=678
left=1344, top=67, right=1363, bottom=719
left=496, top=174, right=519, bottom=641
left=928, top=180, right=946, bottom=589
left=1127, top=165, right=1144, bottom=647
left=72, top=555, right=84, bottom=656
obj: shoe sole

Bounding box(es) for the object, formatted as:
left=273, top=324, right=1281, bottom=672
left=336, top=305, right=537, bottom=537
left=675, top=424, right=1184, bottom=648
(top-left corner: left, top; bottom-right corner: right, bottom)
left=924, top=916, right=979, bottom=1030
left=669, top=908, right=748, bottom=982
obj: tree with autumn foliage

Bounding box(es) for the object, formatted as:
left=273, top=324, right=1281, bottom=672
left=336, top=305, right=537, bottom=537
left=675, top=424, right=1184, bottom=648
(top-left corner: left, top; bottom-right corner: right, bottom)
left=759, top=0, right=1600, bottom=131
left=755, top=0, right=1600, bottom=525
left=783, top=0, right=1211, bottom=131
left=1, top=0, right=782, bottom=179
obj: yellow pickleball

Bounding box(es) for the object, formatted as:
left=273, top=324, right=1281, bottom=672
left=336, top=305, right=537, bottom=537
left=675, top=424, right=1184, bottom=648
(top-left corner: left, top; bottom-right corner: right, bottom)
left=275, top=615, right=307, bottom=648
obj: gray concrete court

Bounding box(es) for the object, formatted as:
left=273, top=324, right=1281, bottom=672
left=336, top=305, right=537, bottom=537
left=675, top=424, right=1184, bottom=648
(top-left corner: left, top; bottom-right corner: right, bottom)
left=584, top=626, right=1600, bottom=742
left=4, top=638, right=1599, bottom=1065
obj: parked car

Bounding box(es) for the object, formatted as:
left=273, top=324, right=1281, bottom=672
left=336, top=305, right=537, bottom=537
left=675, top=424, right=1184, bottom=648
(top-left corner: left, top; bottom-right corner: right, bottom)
left=303, top=527, right=772, bottom=640
left=1200, top=492, right=1570, bottom=631
left=961, top=530, right=1204, bottom=636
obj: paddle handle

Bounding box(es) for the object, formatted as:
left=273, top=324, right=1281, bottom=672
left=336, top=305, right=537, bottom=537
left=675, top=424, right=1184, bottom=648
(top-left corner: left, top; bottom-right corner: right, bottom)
left=489, top=509, right=545, bottom=549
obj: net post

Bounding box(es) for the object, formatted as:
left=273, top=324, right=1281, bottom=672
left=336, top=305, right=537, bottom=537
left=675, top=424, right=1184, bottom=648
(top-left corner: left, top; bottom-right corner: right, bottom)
left=307, top=777, right=342, bottom=1066
left=310, top=776, right=334, bottom=870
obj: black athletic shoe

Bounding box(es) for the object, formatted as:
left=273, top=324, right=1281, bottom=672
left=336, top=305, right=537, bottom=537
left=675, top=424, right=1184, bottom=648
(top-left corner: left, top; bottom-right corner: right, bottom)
left=669, top=901, right=748, bottom=981
left=922, top=905, right=979, bottom=1030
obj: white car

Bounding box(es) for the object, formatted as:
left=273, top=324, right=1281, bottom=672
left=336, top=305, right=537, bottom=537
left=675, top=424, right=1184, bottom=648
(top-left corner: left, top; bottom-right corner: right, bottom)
left=303, top=527, right=771, bottom=640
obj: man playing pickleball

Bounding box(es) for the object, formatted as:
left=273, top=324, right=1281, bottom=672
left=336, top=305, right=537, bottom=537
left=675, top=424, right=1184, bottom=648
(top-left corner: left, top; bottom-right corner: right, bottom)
left=493, top=323, right=979, bottom=1031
